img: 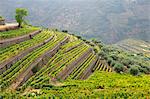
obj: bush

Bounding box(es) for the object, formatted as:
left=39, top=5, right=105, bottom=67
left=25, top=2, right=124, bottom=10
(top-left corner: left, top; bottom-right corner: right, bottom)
left=0, top=16, right=4, bottom=20
left=139, top=67, right=148, bottom=74
left=121, top=59, right=132, bottom=67
left=98, top=51, right=105, bottom=56
left=101, top=47, right=109, bottom=53
left=93, top=48, right=98, bottom=53
left=110, top=54, right=118, bottom=60
left=76, top=36, right=82, bottom=39
left=129, top=66, right=139, bottom=75
left=114, top=63, right=124, bottom=73
left=111, top=61, right=116, bottom=67
left=107, top=58, right=113, bottom=66
left=62, top=30, right=68, bottom=33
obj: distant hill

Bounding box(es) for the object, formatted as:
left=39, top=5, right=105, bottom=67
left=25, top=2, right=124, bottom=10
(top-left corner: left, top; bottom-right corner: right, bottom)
left=115, top=39, right=150, bottom=57
left=0, top=0, right=150, bottom=43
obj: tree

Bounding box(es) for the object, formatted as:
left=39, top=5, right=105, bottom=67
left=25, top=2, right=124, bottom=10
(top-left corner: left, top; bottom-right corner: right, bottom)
left=129, top=66, right=139, bottom=76
left=15, top=8, right=28, bottom=27
left=0, top=16, right=3, bottom=19
left=62, top=30, right=68, bottom=33
left=114, top=63, right=124, bottom=73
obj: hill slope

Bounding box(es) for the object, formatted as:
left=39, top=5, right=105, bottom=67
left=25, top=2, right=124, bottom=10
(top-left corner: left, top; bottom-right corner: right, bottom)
left=0, top=27, right=150, bottom=98
left=0, top=0, right=150, bottom=43
left=1, top=71, right=150, bottom=98
left=115, top=39, right=150, bottom=56
left=0, top=27, right=112, bottom=91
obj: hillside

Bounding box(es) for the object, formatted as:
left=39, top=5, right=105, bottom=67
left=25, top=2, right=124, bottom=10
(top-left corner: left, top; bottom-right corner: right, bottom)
left=0, top=0, right=150, bottom=43
left=115, top=39, right=150, bottom=57
left=0, top=26, right=150, bottom=98
left=1, top=72, right=150, bottom=98
left=0, top=27, right=111, bottom=90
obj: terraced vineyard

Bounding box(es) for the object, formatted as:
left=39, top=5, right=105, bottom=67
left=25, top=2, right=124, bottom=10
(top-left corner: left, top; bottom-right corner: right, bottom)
left=0, top=26, right=39, bottom=40
left=115, top=39, right=150, bottom=57
left=0, top=27, right=111, bottom=93
left=0, top=27, right=149, bottom=98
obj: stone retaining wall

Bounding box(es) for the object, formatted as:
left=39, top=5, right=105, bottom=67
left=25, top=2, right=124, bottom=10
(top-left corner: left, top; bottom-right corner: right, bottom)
left=0, top=35, right=54, bottom=74
left=56, top=48, right=93, bottom=80
left=12, top=37, right=69, bottom=89
left=79, top=55, right=99, bottom=80
left=64, top=42, right=83, bottom=53
left=0, top=30, right=42, bottom=48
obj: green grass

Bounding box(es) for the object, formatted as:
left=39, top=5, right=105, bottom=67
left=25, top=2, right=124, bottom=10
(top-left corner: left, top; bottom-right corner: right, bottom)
left=0, top=26, right=39, bottom=40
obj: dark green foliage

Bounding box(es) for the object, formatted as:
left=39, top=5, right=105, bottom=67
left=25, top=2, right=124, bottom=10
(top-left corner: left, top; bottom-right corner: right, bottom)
left=15, top=8, right=28, bottom=27
left=85, top=40, right=91, bottom=45
left=93, top=48, right=98, bottom=53
left=98, top=51, right=105, bottom=56
left=129, top=66, right=139, bottom=75
left=121, top=59, right=133, bottom=67
left=107, top=58, right=113, bottom=66
left=114, top=63, right=124, bottom=73
left=100, top=46, right=150, bottom=74
left=92, top=39, right=99, bottom=44
left=0, top=16, right=4, bottom=20
left=62, top=30, right=68, bottom=33
left=111, top=61, right=116, bottom=67
left=82, top=39, right=86, bottom=42
left=110, top=54, right=118, bottom=60
left=32, top=67, right=38, bottom=73
left=89, top=43, right=95, bottom=47
left=76, top=35, right=82, bottom=39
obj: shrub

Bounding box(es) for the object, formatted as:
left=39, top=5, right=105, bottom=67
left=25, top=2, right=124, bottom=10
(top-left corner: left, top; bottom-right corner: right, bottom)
left=0, top=16, right=4, bottom=20
left=101, top=47, right=109, bottom=53
left=107, top=58, right=113, bottom=66
left=82, top=39, right=86, bottom=42
left=110, top=54, right=118, bottom=60
left=111, top=61, right=116, bottom=67
left=139, top=67, right=148, bottom=74
left=54, top=29, right=58, bottom=31
left=114, top=63, right=124, bottom=73
left=129, top=66, right=139, bottom=75
left=62, top=30, right=68, bottom=33
left=104, top=56, right=108, bottom=60
left=98, top=51, right=106, bottom=59
left=93, top=48, right=98, bottom=53
left=89, top=43, right=95, bottom=47
left=121, top=59, right=131, bottom=67
left=76, top=36, right=82, bottom=39
left=98, top=44, right=103, bottom=49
